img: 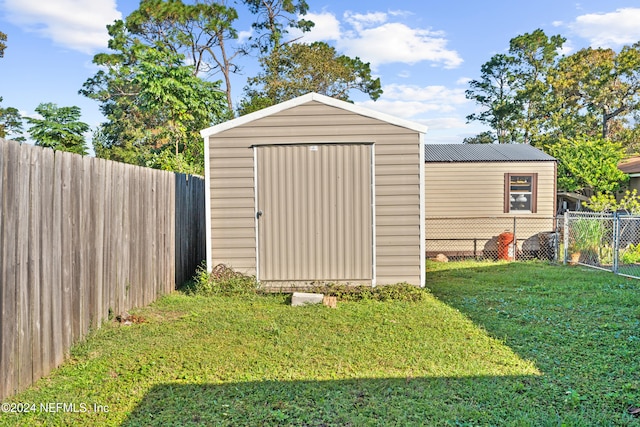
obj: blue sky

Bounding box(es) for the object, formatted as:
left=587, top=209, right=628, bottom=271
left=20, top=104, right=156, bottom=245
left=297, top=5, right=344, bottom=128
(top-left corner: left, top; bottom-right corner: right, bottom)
left=1, top=1, right=640, bottom=146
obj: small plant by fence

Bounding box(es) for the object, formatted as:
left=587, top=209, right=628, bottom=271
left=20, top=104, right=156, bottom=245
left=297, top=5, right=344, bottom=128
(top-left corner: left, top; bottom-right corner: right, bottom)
left=426, top=216, right=559, bottom=262
left=0, top=138, right=205, bottom=401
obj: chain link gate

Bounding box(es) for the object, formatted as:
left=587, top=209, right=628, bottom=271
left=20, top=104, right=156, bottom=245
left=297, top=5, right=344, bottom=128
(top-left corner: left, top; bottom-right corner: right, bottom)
left=563, top=211, right=640, bottom=279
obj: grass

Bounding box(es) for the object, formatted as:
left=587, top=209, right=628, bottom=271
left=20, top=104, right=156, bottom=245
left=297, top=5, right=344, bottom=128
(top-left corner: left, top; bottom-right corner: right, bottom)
left=1, top=261, right=639, bottom=426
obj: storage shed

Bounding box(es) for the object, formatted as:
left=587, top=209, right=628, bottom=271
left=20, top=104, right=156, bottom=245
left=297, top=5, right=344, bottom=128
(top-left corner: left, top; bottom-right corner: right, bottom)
left=424, top=144, right=557, bottom=259
left=200, top=92, right=428, bottom=287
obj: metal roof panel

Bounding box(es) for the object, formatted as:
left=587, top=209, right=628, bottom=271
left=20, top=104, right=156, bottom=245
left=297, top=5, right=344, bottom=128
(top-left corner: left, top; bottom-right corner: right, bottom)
left=425, top=144, right=556, bottom=162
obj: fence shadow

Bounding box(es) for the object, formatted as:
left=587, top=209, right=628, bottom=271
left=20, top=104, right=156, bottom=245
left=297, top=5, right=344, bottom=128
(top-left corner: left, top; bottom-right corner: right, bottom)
left=121, top=375, right=542, bottom=426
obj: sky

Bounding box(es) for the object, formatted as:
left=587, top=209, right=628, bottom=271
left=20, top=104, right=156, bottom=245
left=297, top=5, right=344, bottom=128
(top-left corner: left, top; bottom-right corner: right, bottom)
left=2, top=1, right=640, bottom=147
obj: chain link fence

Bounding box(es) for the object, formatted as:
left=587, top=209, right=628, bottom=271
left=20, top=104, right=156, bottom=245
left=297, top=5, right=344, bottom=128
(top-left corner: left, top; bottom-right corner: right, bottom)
left=426, top=216, right=559, bottom=262
left=563, top=211, right=640, bottom=279
left=426, top=214, right=640, bottom=280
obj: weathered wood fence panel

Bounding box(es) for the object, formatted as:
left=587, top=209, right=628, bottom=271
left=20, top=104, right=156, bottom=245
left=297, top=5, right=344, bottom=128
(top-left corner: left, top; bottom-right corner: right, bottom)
left=0, top=138, right=205, bottom=401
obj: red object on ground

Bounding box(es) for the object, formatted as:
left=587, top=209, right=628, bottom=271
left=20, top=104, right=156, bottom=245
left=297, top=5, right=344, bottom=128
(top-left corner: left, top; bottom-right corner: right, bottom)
left=498, top=232, right=515, bottom=260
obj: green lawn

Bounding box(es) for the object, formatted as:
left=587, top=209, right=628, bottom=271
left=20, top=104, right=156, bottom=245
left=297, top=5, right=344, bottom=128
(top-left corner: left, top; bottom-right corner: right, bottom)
left=1, top=261, right=639, bottom=426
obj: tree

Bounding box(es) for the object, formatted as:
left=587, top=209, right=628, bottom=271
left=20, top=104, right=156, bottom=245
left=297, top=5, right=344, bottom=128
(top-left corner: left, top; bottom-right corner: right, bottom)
left=125, top=0, right=242, bottom=112
left=463, top=131, right=495, bottom=144
left=0, top=30, right=6, bottom=58
left=508, top=29, right=565, bottom=144
left=81, top=20, right=228, bottom=174
left=239, top=41, right=382, bottom=114
left=242, top=0, right=314, bottom=54
left=466, top=29, right=565, bottom=145
left=549, top=44, right=640, bottom=140
left=465, top=54, right=521, bottom=143
left=26, top=103, right=89, bottom=155
left=0, top=97, right=25, bottom=142
left=544, top=137, right=628, bottom=195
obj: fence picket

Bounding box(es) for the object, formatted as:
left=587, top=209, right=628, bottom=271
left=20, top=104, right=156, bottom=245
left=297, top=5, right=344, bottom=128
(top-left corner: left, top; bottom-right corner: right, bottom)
left=1, top=140, right=19, bottom=398
left=28, top=146, right=42, bottom=385
left=0, top=138, right=205, bottom=401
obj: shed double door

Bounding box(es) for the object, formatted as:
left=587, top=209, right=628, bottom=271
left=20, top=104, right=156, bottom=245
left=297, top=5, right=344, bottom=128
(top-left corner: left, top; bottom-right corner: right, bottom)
left=256, top=144, right=373, bottom=282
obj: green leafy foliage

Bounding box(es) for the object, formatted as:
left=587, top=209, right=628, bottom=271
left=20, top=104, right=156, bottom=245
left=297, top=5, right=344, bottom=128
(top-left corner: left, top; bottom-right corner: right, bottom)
left=584, top=189, right=640, bottom=214
left=621, top=243, right=640, bottom=264
left=242, top=0, right=314, bottom=53
left=181, top=263, right=260, bottom=296
left=81, top=20, right=229, bottom=174
left=468, top=29, right=640, bottom=147
left=466, top=29, right=564, bottom=145
left=544, top=136, right=628, bottom=194
left=239, top=41, right=382, bottom=114
left=462, top=130, right=495, bottom=144
left=549, top=43, right=640, bottom=140
left=26, top=103, right=89, bottom=154
left=124, top=0, right=241, bottom=112
left=0, top=96, right=25, bottom=142
left=569, top=217, right=606, bottom=257
left=309, top=282, right=429, bottom=302
left=0, top=30, right=6, bottom=58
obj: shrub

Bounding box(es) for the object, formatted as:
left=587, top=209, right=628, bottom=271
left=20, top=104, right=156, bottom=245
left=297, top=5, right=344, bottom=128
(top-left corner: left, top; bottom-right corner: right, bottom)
left=622, top=243, right=640, bottom=265
left=181, top=263, right=260, bottom=296
left=182, top=265, right=428, bottom=302
left=310, top=282, right=429, bottom=302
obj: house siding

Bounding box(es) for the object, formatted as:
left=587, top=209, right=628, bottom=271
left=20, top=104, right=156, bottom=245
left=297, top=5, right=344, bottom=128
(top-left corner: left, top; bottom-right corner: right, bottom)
left=207, top=101, right=422, bottom=286
left=424, top=161, right=556, bottom=255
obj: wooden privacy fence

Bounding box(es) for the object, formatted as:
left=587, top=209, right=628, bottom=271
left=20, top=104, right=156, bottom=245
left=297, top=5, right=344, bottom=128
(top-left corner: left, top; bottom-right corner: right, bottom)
left=0, top=138, right=205, bottom=401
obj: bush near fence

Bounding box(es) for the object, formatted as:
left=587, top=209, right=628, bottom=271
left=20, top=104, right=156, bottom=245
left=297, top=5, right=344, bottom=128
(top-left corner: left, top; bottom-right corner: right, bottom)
left=0, top=138, right=205, bottom=401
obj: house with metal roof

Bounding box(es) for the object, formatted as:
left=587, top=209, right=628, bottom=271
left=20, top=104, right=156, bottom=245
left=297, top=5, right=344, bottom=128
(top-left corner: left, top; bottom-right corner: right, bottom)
left=424, top=143, right=557, bottom=259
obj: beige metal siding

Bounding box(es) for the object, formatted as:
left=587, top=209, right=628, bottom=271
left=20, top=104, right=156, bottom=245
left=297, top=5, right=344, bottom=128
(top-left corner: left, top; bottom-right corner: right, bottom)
left=208, top=101, right=422, bottom=285
left=425, top=162, right=556, bottom=217
left=256, top=144, right=372, bottom=282
left=424, top=161, right=557, bottom=255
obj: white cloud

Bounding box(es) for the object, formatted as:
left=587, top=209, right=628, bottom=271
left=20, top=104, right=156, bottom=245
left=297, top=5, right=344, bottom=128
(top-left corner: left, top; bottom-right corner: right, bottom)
left=569, top=8, right=640, bottom=48
left=237, top=29, right=253, bottom=43
left=456, top=77, right=471, bottom=86
left=356, top=83, right=469, bottom=120
left=3, top=0, right=121, bottom=54
left=388, top=10, right=414, bottom=19
left=423, top=117, right=467, bottom=130
left=339, top=22, right=462, bottom=69
left=344, top=11, right=387, bottom=33
left=383, top=83, right=467, bottom=105
left=301, top=12, right=341, bottom=42
left=298, top=10, right=462, bottom=69
left=558, top=39, right=575, bottom=56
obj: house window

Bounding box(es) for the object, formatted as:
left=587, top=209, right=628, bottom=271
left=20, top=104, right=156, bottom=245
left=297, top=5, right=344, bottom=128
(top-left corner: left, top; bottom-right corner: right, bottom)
left=504, top=173, right=538, bottom=213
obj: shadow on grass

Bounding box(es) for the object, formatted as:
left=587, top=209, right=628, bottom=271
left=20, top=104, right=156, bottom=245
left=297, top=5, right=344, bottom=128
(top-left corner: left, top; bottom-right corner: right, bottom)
left=122, top=375, right=546, bottom=426
left=425, top=260, right=640, bottom=425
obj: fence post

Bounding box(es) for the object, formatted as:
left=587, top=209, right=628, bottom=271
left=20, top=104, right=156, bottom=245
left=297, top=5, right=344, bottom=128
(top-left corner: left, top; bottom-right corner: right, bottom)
left=563, top=212, right=569, bottom=265
left=554, top=217, right=560, bottom=263
left=513, top=216, right=517, bottom=260
left=613, top=213, right=619, bottom=274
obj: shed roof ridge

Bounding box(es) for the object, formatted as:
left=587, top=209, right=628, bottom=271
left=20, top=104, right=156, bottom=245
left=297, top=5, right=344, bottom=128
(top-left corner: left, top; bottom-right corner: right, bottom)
left=200, top=92, right=428, bottom=137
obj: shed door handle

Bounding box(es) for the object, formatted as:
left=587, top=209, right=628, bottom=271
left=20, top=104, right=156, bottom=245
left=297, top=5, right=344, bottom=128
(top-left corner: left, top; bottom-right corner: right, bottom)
left=256, top=210, right=263, bottom=219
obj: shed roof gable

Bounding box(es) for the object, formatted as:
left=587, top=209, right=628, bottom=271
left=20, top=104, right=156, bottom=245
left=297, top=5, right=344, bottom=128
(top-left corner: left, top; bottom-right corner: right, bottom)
left=200, top=92, right=428, bottom=137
